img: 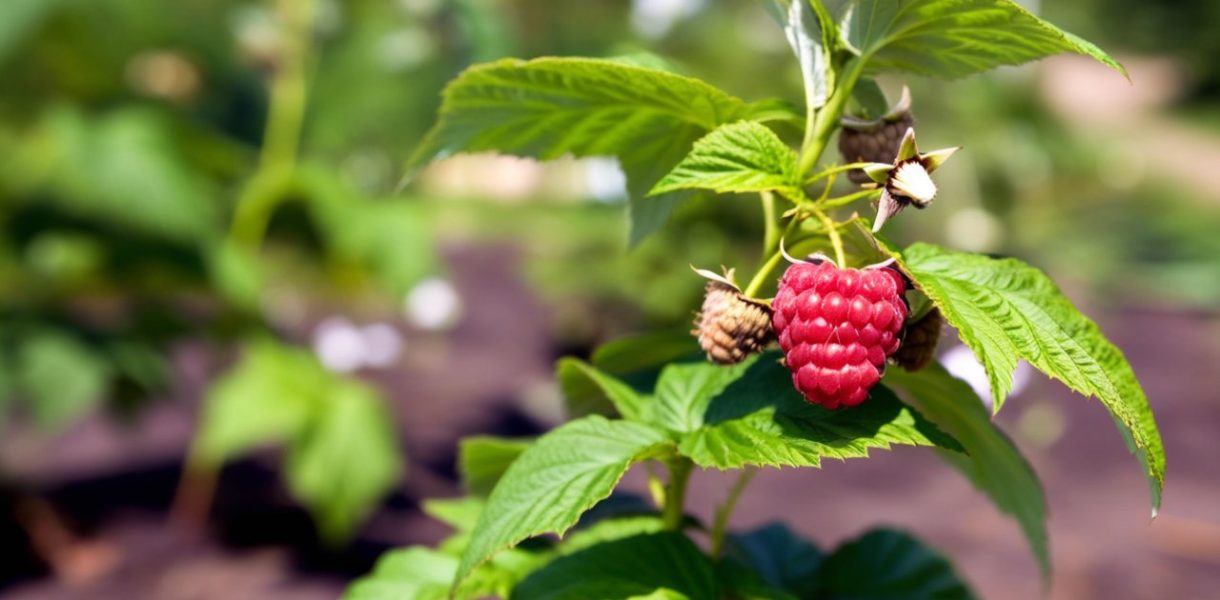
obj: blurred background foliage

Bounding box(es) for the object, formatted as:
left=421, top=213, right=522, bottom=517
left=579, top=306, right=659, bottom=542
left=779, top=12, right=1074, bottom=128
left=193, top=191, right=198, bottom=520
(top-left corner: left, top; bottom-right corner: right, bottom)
left=0, top=0, right=1217, bottom=595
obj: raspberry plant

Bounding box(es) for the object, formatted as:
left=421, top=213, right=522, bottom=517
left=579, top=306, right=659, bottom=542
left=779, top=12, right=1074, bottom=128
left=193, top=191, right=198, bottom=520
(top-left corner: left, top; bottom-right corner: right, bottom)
left=348, top=1, right=1165, bottom=598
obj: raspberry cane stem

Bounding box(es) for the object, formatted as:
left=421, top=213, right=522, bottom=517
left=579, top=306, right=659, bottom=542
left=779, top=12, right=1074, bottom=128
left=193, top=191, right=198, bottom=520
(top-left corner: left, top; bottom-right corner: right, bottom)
left=811, top=207, right=847, bottom=266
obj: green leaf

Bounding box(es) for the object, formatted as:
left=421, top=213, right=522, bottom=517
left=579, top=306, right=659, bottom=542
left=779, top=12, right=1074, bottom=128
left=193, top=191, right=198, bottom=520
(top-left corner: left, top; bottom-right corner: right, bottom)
left=410, top=57, right=751, bottom=244
left=817, top=528, right=977, bottom=599
left=836, top=0, right=1126, bottom=79
left=556, top=358, right=649, bottom=420
left=652, top=360, right=755, bottom=434
left=456, top=416, right=671, bottom=588
left=286, top=379, right=403, bottom=542
left=343, top=546, right=455, bottom=600
left=849, top=78, right=890, bottom=120
left=591, top=330, right=700, bottom=375
left=511, top=532, right=718, bottom=600
left=727, top=523, right=823, bottom=598
left=765, top=0, right=835, bottom=111
left=665, top=355, right=961, bottom=469
left=459, top=436, right=532, bottom=497
left=885, top=364, right=1049, bottom=580
left=650, top=121, right=801, bottom=197
left=194, top=341, right=322, bottom=465
left=894, top=242, right=1165, bottom=513
left=561, top=515, right=668, bottom=554
left=422, top=496, right=486, bottom=533
left=16, top=331, right=110, bottom=431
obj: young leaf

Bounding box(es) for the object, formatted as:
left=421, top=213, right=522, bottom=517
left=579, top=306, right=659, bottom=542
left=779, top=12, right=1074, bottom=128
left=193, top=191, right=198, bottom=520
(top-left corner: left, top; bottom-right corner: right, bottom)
left=727, top=523, right=824, bottom=599
left=286, top=379, right=403, bottom=542
left=511, top=533, right=719, bottom=600
left=764, top=0, right=834, bottom=111
left=650, top=121, right=801, bottom=198
left=653, top=354, right=961, bottom=468
left=410, top=57, right=751, bottom=244
left=459, top=436, right=532, bottom=497
left=455, top=416, right=671, bottom=589
left=884, top=364, right=1049, bottom=581
left=894, top=243, right=1165, bottom=513
left=16, top=331, right=110, bottom=431
left=817, top=528, right=977, bottom=599
left=835, top=0, right=1126, bottom=79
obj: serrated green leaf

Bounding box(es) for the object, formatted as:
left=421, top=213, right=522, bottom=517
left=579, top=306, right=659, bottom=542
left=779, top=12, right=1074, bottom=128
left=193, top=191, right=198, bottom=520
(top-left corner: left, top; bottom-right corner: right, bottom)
left=650, top=121, right=801, bottom=197
left=455, top=416, right=671, bottom=589
left=646, top=354, right=961, bottom=469
left=459, top=436, right=532, bottom=497
left=727, top=523, right=823, bottom=598
left=286, top=379, right=403, bottom=542
left=511, top=533, right=718, bottom=600
left=556, top=357, right=648, bottom=420
left=410, top=57, right=751, bottom=245
left=836, top=0, right=1125, bottom=79
left=894, top=242, right=1165, bottom=513
left=818, top=528, right=977, bottom=599
left=885, top=364, right=1049, bottom=581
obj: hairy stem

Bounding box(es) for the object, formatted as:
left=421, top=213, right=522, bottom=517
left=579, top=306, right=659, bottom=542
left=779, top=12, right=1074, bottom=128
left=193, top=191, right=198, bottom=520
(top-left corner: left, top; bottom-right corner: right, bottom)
left=797, top=57, right=867, bottom=177
left=662, top=457, right=694, bottom=531
left=812, top=207, right=846, bottom=266
left=710, top=467, right=757, bottom=559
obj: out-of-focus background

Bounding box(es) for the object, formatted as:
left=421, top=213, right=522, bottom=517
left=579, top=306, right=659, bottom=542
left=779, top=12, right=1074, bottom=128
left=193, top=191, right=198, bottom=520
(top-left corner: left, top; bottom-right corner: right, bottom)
left=0, top=1, right=1217, bottom=599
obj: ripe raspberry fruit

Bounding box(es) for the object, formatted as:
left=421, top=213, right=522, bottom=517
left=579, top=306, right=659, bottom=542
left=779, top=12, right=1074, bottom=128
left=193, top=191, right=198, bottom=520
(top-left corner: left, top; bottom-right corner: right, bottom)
left=771, top=259, right=909, bottom=409
left=694, top=279, right=774, bottom=365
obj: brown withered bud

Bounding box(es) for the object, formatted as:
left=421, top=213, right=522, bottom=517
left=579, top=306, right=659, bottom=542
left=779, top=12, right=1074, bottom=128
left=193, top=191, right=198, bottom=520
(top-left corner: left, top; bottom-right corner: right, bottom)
left=693, top=279, right=774, bottom=365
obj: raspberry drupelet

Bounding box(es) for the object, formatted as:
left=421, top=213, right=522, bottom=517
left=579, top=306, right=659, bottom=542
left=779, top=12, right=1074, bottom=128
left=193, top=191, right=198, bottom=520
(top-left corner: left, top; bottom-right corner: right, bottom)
left=771, top=259, right=909, bottom=409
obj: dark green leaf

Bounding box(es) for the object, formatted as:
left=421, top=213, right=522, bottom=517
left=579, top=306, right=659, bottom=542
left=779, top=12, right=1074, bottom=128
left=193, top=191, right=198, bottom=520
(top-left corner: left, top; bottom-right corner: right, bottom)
left=894, top=242, right=1165, bottom=513
left=455, top=416, right=671, bottom=588
left=591, top=330, right=701, bottom=375
left=836, top=0, right=1125, bottom=79
left=511, top=533, right=718, bottom=600
left=818, top=528, right=976, bottom=599
left=727, top=523, right=823, bottom=598
left=459, top=436, right=532, bottom=497
left=885, top=364, right=1049, bottom=580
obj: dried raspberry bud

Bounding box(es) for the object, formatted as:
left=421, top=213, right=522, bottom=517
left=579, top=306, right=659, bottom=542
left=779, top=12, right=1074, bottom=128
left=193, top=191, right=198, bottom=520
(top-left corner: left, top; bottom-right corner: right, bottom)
left=692, top=269, right=773, bottom=365
left=893, top=308, right=943, bottom=372
left=772, top=257, right=909, bottom=409
left=861, top=128, right=960, bottom=232
left=839, top=87, right=916, bottom=184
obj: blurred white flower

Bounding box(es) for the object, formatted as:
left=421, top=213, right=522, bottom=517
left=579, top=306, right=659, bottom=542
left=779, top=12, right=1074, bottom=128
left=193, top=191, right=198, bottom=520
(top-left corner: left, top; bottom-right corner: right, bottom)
left=940, top=344, right=1032, bottom=411
left=361, top=322, right=405, bottom=368
left=631, top=0, right=706, bottom=39
left=313, top=317, right=366, bottom=373
left=583, top=157, right=628, bottom=202
left=405, top=277, right=462, bottom=331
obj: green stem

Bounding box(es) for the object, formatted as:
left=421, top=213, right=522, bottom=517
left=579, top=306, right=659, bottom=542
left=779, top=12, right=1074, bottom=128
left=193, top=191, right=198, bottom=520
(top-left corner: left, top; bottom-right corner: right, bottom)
left=812, top=207, right=846, bottom=266
left=761, top=192, right=778, bottom=258
left=710, top=467, right=757, bottom=559
left=806, top=161, right=874, bottom=185
left=231, top=0, right=315, bottom=246
left=662, top=457, right=694, bottom=531
left=744, top=215, right=800, bottom=298
left=797, top=57, right=868, bottom=177
left=822, top=187, right=882, bottom=209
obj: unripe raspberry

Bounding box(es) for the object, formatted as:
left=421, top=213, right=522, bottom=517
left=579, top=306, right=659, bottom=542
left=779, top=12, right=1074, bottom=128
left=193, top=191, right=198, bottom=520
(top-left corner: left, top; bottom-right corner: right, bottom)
left=694, top=280, right=774, bottom=365
left=771, top=260, right=908, bottom=409
left=893, top=308, right=943, bottom=372
left=839, top=111, right=915, bottom=184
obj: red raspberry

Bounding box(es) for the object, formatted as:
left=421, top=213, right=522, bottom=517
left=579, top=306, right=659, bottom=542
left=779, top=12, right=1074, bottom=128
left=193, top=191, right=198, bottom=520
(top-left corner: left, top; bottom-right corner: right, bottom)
left=771, top=260, right=908, bottom=409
